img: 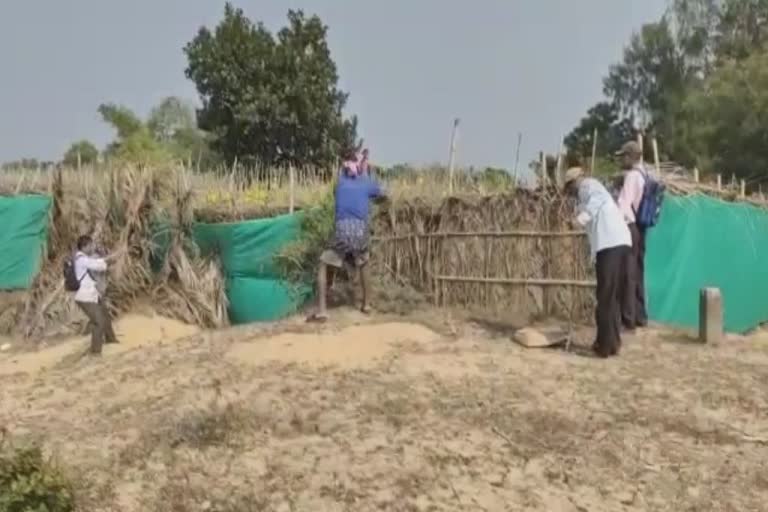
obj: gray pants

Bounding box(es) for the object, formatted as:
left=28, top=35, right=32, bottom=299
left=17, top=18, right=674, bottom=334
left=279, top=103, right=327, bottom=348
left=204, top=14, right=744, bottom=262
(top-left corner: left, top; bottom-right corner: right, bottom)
left=76, top=301, right=117, bottom=355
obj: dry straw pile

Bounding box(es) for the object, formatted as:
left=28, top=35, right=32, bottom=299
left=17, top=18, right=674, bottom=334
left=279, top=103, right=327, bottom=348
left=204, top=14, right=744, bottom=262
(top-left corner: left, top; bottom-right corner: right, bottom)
left=0, top=166, right=228, bottom=339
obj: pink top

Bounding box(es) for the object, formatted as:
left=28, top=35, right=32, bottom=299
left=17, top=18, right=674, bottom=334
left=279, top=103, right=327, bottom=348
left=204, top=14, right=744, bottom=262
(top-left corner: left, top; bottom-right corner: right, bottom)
left=617, top=165, right=646, bottom=224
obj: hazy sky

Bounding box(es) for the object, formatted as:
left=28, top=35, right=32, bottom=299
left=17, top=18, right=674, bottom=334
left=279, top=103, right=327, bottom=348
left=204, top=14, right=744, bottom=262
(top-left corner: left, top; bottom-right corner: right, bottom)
left=0, top=0, right=668, bottom=168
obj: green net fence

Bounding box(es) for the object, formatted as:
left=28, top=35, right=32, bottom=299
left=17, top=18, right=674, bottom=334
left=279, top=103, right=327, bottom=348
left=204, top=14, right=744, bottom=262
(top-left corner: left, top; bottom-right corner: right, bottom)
left=0, top=195, right=51, bottom=290
left=646, top=194, right=768, bottom=333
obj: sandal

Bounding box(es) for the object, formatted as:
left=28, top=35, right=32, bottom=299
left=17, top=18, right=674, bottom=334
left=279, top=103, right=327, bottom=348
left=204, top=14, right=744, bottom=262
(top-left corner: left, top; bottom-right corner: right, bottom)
left=306, top=313, right=329, bottom=324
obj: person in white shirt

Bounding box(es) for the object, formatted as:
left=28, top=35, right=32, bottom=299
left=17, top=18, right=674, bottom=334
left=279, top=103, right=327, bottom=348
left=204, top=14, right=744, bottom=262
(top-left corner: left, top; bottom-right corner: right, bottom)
left=564, top=167, right=632, bottom=358
left=73, top=235, right=121, bottom=355
left=615, top=141, right=648, bottom=330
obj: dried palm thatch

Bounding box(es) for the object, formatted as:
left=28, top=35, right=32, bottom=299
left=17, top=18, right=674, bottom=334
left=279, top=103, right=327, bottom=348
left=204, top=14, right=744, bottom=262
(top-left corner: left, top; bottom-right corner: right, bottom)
left=3, top=165, right=228, bottom=340
left=371, top=188, right=595, bottom=325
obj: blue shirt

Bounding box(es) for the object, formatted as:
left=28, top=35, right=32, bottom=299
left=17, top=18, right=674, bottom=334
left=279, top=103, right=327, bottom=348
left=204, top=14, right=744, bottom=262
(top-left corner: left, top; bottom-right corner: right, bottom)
left=334, top=174, right=383, bottom=222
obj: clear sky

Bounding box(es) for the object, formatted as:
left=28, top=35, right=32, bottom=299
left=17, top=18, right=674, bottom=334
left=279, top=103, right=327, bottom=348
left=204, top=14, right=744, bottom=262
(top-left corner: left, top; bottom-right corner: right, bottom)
left=0, top=0, right=668, bottom=168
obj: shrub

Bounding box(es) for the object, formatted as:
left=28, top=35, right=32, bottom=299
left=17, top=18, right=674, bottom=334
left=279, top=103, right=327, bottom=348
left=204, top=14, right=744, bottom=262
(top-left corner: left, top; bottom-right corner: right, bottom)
left=0, top=443, right=75, bottom=512
left=274, top=190, right=335, bottom=286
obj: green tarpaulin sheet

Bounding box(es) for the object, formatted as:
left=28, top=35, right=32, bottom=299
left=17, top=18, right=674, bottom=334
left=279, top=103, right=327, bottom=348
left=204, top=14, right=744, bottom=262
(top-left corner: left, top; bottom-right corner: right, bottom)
left=194, top=213, right=310, bottom=324
left=646, top=195, right=768, bottom=333
left=0, top=195, right=51, bottom=290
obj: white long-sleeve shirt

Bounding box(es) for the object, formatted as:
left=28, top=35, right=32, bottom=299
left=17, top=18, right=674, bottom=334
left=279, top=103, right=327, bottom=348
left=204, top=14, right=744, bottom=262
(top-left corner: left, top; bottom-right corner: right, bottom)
left=575, top=178, right=632, bottom=261
left=73, top=251, right=107, bottom=303
left=617, top=164, right=648, bottom=224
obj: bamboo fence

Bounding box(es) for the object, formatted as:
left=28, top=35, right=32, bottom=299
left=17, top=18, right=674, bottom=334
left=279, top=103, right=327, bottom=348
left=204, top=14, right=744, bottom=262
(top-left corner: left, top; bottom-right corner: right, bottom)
left=371, top=190, right=595, bottom=324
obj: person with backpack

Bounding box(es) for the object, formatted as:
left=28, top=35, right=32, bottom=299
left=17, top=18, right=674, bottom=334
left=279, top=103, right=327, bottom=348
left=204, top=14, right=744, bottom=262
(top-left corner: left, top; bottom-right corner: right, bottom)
left=64, top=235, right=123, bottom=355
left=616, top=140, right=665, bottom=330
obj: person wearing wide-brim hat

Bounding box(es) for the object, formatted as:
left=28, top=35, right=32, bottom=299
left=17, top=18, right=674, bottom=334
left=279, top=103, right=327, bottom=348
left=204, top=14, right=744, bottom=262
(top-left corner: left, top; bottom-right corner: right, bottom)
left=563, top=167, right=632, bottom=358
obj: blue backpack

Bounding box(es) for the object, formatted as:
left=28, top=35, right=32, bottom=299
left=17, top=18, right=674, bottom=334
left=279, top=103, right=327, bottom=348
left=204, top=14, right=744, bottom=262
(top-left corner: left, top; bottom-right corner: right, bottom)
left=635, top=170, right=665, bottom=229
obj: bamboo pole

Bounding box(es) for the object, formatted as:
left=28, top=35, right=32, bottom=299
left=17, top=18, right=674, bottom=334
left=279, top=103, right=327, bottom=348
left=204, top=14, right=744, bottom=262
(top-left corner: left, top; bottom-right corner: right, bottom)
left=513, top=132, right=522, bottom=184
left=740, top=179, right=746, bottom=198
left=693, top=167, right=700, bottom=183
left=447, top=118, right=460, bottom=194
left=288, top=165, right=295, bottom=214
left=652, top=138, right=660, bottom=174
left=540, top=151, right=546, bottom=187
left=434, top=275, right=596, bottom=288
left=371, top=230, right=587, bottom=242
left=590, top=128, right=598, bottom=175
left=638, top=132, right=644, bottom=165
left=717, top=174, right=722, bottom=190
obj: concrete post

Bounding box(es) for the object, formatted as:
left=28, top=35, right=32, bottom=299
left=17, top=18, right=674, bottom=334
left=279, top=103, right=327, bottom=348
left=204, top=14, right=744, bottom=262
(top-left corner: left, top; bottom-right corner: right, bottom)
left=699, top=288, right=723, bottom=344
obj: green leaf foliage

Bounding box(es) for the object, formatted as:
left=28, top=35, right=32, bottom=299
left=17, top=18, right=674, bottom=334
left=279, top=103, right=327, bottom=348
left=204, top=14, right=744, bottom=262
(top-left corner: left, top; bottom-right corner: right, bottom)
left=184, top=3, right=358, bottom=170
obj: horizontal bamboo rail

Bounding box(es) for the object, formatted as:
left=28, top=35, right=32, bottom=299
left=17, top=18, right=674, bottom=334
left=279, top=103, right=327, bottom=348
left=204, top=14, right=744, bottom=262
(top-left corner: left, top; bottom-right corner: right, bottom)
left=433, top=275, right=596, bottom=288
left=373, top=230, right=586, bottom=242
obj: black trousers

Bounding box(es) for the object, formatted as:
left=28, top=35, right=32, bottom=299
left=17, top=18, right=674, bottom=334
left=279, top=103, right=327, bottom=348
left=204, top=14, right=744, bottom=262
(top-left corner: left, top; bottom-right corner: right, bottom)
left=621, top=223, right=647, bottom=328
left=595, top=246, right=630, bottom=357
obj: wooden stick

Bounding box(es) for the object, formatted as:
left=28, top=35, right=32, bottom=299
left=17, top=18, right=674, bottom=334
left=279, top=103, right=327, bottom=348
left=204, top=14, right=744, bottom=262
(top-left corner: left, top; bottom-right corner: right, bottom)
left=638, top=132, right=644, bottom=165
left=288, top=165, right=295, bottom=214
left=447, top=118, right=460, bottom=194
left=717, top=174, right=722, bottom=190
left=652, top=138, right=660, bottom=175
left=540, top=151, right=546, bottom=187
left=434, top=275, right=596, bottom=288
left=693, top=167, right=700, bottom=183
left=590, top=128, right=598, bottom=175
left=740, top=179, right=746, bottom=198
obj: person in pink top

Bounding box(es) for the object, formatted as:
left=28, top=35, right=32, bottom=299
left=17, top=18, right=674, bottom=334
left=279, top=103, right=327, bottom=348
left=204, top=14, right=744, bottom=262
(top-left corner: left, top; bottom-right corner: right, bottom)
left=358, top=148, right=370, bottom=175
left=615, top=141, right=648, bottom=330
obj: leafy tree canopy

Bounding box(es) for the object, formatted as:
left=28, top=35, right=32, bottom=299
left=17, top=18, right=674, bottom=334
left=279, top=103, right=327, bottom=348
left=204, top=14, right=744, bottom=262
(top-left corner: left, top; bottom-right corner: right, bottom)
left=184, top=3, right=358, bottom=169
left=62, top=140, right=99, bottom=167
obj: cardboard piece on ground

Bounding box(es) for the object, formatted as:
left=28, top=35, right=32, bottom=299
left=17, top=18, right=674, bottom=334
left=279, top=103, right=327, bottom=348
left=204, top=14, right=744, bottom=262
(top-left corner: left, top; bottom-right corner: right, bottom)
left=513, top=327, right=568, bottom=349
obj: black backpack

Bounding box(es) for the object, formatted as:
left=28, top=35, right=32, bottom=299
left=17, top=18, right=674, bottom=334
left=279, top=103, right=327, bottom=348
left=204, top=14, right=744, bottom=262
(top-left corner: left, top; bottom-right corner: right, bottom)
left=63, top=254, right=86, bottom=292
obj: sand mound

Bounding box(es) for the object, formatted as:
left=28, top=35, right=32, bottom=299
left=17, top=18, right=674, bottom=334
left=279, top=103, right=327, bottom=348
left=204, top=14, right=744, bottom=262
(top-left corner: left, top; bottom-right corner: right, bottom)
left=0, top=313, right=199, bottom=376
left=227, top=322, right=440, bottom=369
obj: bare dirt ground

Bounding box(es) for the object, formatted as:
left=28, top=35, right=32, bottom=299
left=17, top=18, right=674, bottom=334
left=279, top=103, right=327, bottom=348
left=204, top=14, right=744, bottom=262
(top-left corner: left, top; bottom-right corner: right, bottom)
left=2, top=308, right=768, bottom=511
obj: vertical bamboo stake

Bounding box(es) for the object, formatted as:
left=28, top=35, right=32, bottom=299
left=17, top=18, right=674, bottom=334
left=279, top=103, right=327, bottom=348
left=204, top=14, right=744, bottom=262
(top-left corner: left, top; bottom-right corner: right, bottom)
left=447, top=118, right=460, bottom=195
left=555, top=137, right=564, bottom=187
left=288, top=165, right=295, bottom=214
left=540, top=152, right=547, bottom=187
left=513, top=132, right=522, bottom=185
left=717, top=174, right=722, bottom=190
left=693, top=167, right=700, bottom=183
left=77, top=151, right=82, bottom=171
left=590, top=128, right=598, bottom=175
left=652, top=138, right=660, bottom=174
left=638, top=133, right=644, bottom=165
left=740, top=179, right=746, bottom=198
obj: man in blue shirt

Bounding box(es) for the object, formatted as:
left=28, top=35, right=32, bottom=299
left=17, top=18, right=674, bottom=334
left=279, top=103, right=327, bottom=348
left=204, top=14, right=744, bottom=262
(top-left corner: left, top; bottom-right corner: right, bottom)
left=308, top=157, right=386, bottom=321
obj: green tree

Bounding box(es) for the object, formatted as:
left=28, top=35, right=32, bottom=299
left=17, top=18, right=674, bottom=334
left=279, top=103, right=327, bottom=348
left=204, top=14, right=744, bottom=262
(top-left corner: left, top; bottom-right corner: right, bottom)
left=147, top=96, right=218, bottom=166
left=184, top=4, right=358, bottom=170
left=62, top=140, right=99, bottom=167
left=147, top=97, right=196, bottom=144
left=564, top=102, right=635, bottom=158
left=99, top=103, right=168, bottom=165
left=716, top=0, right=768, bottom=60
left=679, top=48, right=768, bottom=180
